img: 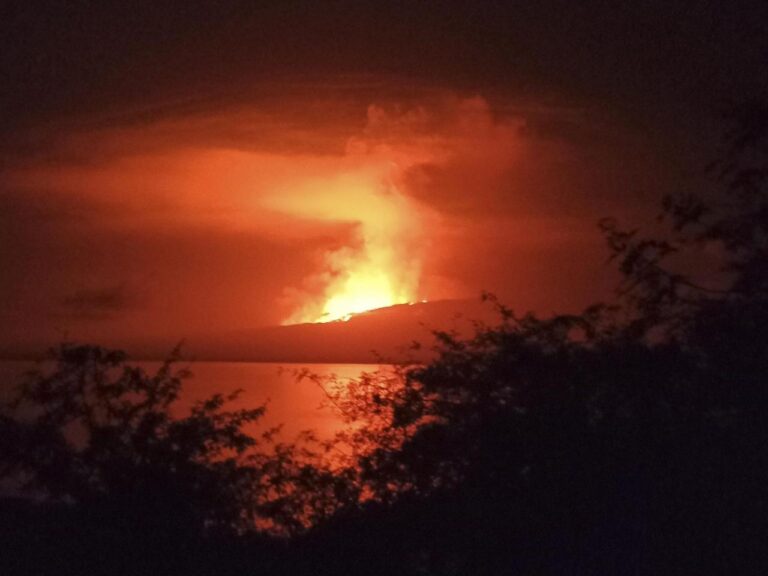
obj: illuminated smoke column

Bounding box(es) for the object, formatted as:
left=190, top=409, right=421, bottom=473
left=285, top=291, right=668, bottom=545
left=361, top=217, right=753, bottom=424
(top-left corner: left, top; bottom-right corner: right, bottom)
left=265, top=167, right=424, bottom=324
left=265, top=96, right=514, bottom=324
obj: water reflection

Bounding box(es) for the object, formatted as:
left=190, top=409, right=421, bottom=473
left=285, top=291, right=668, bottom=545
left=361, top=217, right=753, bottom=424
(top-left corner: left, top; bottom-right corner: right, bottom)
left=0, top=360, right=385, bottom=441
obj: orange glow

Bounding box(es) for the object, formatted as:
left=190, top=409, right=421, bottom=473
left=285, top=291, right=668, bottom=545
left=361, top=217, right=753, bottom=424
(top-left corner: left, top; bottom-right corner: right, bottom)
left=2, top=93, right=547, bottom=342
left=313, top=261, right=411, bottom=322
left=268, top=168, right=425, bottom=325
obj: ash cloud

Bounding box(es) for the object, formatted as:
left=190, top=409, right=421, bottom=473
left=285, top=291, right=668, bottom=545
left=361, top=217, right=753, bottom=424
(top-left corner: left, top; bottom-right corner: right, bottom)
left=57, top=284, right=135, bottom=321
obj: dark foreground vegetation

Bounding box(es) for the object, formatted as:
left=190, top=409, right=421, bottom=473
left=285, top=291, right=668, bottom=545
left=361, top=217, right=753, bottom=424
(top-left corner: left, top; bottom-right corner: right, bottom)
left=2, top=103, right=768, bottom=575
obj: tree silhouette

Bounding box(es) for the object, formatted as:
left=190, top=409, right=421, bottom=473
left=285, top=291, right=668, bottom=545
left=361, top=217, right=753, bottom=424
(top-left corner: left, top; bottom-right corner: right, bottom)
left=2, top=101, right=767, bottom=575
left=308, top=101, right=768, bottom=575
left=1, top=343, right=274, bottom=535
left=0, top=343, right=355, bottom=575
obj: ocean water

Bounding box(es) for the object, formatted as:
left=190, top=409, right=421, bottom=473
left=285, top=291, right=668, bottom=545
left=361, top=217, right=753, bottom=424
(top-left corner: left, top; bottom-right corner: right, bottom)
left=0, top=361, right=387, bottom=441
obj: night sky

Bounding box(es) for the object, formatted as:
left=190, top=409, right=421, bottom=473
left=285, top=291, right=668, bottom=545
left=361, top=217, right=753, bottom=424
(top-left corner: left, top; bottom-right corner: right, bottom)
left=1, top=0, right=766, bottom=356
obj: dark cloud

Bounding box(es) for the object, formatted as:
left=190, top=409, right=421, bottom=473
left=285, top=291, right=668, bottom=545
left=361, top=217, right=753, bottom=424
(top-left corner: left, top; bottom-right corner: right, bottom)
left=58, top=284, right=134, bottom=320
left=3, top=1, right=766, bottom=147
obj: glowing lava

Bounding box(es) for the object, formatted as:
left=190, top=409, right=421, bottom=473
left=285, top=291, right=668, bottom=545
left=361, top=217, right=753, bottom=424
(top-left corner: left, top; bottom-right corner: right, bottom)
left=318, top=266, right=410, bottom=322
left=269, top=170, right=425, bottom=325
left=284, top=223, right=422, bottom=324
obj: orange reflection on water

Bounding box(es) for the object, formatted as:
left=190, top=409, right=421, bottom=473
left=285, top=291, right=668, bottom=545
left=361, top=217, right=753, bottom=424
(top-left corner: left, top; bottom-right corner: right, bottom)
left=166, top=361, right=386, bottom=442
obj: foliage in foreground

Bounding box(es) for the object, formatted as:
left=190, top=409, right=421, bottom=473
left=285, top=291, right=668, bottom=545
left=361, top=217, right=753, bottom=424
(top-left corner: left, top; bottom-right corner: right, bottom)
left=305, top=100, right=768, bottom=574
left=1, top=101, right=768, bottom=575
left=0, top=345, right=355, bottom=541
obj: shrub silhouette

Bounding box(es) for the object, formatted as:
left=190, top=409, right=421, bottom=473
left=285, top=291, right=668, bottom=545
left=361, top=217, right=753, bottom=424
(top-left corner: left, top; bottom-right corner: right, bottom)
left=306, top=101, right=768, bottom=575
left=1, top=344, right=275, bottom=536
left=2, top=101, right=767, bottom=575
left=0, top=344, right=354, bottom=574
